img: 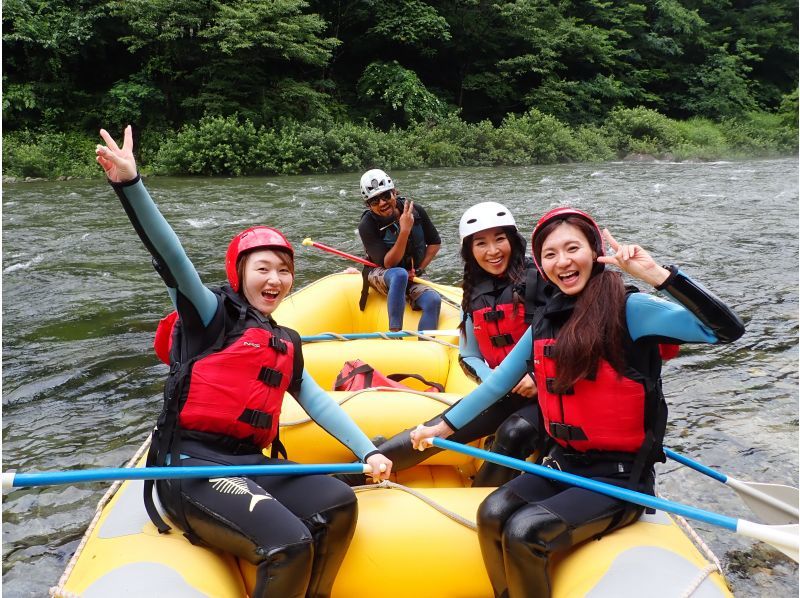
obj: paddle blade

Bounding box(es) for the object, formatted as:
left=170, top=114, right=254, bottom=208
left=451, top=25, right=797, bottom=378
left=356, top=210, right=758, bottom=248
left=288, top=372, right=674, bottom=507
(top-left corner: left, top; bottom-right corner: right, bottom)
left=737, top=521, right=799, bottom=562
left=728, top=478, right=800, bottom=525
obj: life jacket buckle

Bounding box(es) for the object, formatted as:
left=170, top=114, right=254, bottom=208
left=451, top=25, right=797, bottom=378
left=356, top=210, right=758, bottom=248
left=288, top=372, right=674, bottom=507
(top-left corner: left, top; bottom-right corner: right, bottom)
left=238, top=408, right=273, bottom=430
left=483, top=309, right=504, bottom=322
left=490, top=333, right=514, bottom=348
left=258, top=367, right=283, bottom=387
left=545, top=377, right=574, bottom=395
left=269, top=336, right=287, bottom=353
left=549, top=422, right=588, bottom=441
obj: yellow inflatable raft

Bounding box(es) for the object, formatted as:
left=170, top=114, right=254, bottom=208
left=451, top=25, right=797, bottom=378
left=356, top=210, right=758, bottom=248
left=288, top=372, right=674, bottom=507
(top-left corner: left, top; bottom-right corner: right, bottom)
left=53, top=273, right=732, bottom=597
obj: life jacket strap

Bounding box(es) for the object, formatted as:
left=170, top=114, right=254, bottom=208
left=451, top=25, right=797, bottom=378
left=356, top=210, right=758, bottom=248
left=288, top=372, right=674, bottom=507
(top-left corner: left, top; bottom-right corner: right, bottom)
left=483, top=309, right=505, bottom=322
left=545, top=377, right=574, bottom=395
left=490, top=333, right=514, bottom=348
left=258, top=367, right=283, bottom=387
left=549, top=422, right=588, bottom=441
left=269, top=336, right=287, bottom=353
left=238, top=408, right=273, bottom=430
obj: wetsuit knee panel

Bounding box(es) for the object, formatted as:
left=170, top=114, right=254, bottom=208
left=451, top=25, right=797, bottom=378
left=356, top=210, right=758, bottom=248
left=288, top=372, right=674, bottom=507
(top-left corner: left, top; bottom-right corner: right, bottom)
left=503, top=505, right=571, bottom=553
left=477, top=487, right=525, bottom=533
left=495, top=412, right=539, bottom=448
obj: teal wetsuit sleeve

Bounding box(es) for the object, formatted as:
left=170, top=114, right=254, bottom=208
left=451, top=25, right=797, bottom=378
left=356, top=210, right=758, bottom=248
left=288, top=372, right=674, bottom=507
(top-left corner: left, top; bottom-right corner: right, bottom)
left=444, top=327, right=532, bottom=430
left=114, top=178, right=217, bottom=325
left=295, top=369, right=377, bottom=461
left=626, top=293, right=718, bottom=343
left=459, top=313, right=493, bottom=382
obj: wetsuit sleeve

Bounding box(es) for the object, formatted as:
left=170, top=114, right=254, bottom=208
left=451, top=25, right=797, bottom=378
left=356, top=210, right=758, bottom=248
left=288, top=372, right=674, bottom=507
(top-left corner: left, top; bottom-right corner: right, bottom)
left=109, top=177, right=217, bottom=326
left=357, top=215, right=388, bottom=267
left=294, top=369, right=378, bottom=461
left=458, top=313, right=492, bottom=382
left=444, top=327, right=532, bottom=431
left=414, top=204, right=442, bottom=245
left=627, top=269, right=744, bottom=344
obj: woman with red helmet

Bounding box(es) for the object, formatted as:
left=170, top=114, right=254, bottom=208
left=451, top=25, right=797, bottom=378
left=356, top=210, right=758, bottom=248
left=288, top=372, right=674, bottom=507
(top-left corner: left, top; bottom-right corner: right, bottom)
left=95, top=126, right=392, bottom=598
left=412, top=206, right=745, bottom=597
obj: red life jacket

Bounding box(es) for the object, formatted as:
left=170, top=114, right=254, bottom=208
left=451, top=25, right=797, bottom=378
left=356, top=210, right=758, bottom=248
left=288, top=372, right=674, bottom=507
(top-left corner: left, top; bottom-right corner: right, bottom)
left=533, top=339, right=648, bottom=453
left=470, top=278, right=529, bottom=368
left=157, top=288, right=297, bottom=450
left=531, top=288, right=668, bottom=457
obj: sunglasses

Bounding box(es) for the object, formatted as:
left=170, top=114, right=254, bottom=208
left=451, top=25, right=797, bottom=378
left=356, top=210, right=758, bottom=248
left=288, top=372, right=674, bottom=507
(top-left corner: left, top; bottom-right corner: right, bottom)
left=366, top=191, right=393, bottom=207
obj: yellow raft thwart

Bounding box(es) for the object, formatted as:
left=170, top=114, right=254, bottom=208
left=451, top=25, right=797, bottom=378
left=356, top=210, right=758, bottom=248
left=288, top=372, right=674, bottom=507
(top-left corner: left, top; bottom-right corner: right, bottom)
left=54, top=273, right=732, bottom=597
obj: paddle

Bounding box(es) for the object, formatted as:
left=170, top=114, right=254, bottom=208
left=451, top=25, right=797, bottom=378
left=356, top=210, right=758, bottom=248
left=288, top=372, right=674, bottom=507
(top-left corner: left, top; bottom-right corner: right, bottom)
left=2, top=462, right=383, bottom=491
left=301, top=329, right=459, bottom=342
left=665, top=448, right=799, bottom=525
left=301, top=238, right=462, bottom=307
left=424, top=436, right=799, bottom=561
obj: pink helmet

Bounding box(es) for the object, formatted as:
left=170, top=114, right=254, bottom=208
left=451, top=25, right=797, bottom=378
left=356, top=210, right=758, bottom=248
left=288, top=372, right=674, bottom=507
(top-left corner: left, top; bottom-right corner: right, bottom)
left=531, top=207, right=604, bottom=279
left=225, top=226, right=294, bottom=291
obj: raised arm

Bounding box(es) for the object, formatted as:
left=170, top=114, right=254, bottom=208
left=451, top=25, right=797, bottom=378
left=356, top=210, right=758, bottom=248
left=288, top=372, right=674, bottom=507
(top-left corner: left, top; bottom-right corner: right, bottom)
left=96, top=127, right=216, bottom=325
left=598, top=229, right=744, bottom=344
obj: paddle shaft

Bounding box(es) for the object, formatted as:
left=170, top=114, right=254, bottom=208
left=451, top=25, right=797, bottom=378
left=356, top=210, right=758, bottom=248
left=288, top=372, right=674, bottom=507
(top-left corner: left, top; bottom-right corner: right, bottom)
left=429, top=437, right=799, bottom=559
left=302, top=238, right=460, bottom=306
left=3, top=463, right=372, bottom=490
left=301, top=330, right=459, bottom=342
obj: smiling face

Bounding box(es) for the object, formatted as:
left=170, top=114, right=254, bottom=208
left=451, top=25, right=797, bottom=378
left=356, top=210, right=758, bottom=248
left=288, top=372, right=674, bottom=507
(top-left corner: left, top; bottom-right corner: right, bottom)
left=471, top=227, right=512, bottom=276
left=540, top=222, right=597, bottom=295
left=240, top=249, right=294, bottom=316
left=366, top=188, right=398, bottom=218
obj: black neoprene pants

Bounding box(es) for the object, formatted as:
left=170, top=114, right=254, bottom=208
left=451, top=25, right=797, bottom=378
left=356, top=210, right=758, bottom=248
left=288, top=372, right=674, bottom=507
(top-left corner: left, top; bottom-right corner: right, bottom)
left=477, top=462, right=654, bottom=598
left=157, top=441, right=357, bottom=598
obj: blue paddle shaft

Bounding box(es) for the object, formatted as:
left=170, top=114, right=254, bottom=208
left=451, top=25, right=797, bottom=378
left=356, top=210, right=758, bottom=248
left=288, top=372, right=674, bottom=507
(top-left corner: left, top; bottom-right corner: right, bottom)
left=430, top=437, right=739, bottom=532
left=301, top=330, right=456, bottom=342
left=5, top=463, right=369, bottom=488
left=664, top=448, right=727, bottom=483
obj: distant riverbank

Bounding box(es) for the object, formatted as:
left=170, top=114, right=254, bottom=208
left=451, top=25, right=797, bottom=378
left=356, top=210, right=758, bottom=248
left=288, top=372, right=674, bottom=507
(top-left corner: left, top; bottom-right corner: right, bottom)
left=3, top=106, right=797, bottom=181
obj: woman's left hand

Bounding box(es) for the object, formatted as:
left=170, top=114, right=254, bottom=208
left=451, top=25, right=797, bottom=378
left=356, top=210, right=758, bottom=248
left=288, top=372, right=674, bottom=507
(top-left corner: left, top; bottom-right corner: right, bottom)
left=365, top=453, right=393, bottom=483
left=597, top=229, right=670, bottom=288
left=511, top=373, right=537, bottom=398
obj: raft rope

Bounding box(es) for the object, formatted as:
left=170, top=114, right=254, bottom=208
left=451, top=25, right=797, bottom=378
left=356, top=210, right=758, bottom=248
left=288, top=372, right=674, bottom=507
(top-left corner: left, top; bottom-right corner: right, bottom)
left=279, top=386, right=458, bottom=427
left=656, top=491, right=727, bottom=597
left=49, top=434, right=153, bottom=598
left=353, top=480, right=477, bottom=531
left=303, top=329, right=458, bottom=348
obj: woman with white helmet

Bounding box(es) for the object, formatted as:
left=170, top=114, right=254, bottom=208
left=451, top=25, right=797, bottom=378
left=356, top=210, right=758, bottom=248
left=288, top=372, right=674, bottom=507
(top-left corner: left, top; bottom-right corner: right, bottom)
left=357, top=168, right=442, bottom=331
left=95, top=126, right=392, bottom=598
left=340, top=201, right=548, bottom=487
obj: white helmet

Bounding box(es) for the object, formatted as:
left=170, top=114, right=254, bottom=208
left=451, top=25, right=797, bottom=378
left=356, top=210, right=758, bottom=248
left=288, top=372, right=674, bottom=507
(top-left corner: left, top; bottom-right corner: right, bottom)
left=360, top=168, right=395, bottom=201
left=459, top=202, right=517, bottom=244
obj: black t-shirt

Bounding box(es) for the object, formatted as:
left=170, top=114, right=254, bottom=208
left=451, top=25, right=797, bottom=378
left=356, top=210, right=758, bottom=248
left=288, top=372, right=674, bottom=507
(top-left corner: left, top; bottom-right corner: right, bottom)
left=358, top=198, right=441, bottom=267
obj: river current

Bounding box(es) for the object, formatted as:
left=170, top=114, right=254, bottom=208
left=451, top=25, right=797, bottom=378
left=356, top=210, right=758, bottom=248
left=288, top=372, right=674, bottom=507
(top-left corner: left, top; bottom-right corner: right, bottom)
left=2, top=158, right=798, bottom=596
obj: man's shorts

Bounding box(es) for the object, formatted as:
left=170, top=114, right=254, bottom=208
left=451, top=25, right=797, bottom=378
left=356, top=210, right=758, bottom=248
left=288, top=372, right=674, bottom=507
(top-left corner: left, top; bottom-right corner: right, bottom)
left=367, top=267, right=432, bottom=310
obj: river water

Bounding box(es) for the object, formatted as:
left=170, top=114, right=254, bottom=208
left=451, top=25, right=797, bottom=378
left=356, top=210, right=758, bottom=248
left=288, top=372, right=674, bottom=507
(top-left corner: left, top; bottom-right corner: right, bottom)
left=2, top=159, right=798, bottom=597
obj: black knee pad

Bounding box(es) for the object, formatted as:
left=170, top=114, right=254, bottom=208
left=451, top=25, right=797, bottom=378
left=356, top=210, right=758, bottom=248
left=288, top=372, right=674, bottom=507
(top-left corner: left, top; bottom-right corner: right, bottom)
left=477, top=486, right=525, bottom=537
left=503, top=504, right=570, bottom=555
left=494, top=413, right=539, bottom=454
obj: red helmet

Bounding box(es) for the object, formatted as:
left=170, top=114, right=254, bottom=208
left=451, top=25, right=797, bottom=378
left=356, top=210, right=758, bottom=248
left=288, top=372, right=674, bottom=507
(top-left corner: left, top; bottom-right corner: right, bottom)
left=225, top=226, right=294, bottom=291
left=531, top=207, right=604, bottom=279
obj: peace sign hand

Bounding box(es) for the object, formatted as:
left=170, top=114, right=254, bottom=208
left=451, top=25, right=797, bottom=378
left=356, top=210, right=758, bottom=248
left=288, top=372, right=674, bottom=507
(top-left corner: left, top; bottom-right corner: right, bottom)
left=597, top=229, right=671, bottom=288
left=398, top=199, right=415, bottom=233
left=95, top=125, right=138, bottom=183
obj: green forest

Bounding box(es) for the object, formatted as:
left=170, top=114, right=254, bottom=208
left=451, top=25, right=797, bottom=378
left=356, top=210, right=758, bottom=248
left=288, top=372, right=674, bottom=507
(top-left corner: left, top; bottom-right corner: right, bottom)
left=3, top=0, right=798, bottom=179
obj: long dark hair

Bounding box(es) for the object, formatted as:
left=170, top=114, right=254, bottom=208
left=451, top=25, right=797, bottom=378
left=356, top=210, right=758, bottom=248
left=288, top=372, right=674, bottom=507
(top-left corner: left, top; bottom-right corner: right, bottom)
left=459, top=225, right=527, bottom=333
left=532, top=217, right=627, bottom=392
